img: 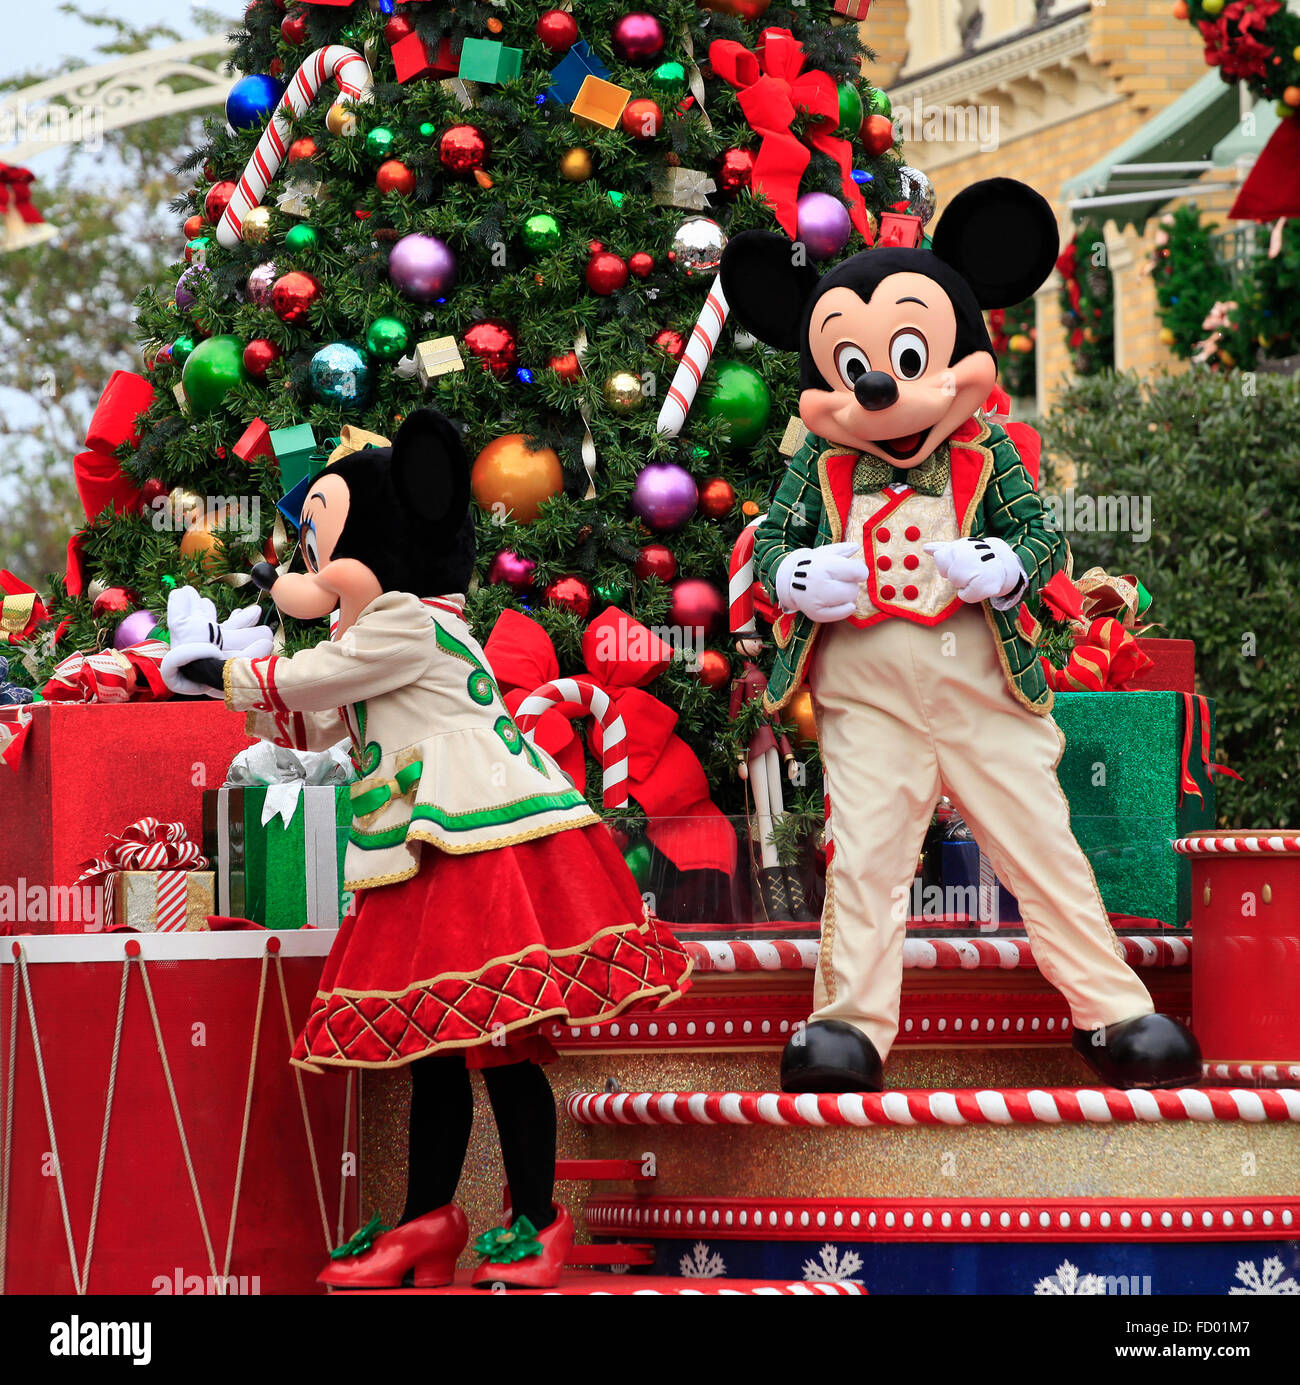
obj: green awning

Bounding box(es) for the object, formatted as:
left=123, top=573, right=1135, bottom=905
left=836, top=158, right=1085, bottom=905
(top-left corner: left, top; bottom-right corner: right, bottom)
left=1062, top=71, right=1242, bottom=230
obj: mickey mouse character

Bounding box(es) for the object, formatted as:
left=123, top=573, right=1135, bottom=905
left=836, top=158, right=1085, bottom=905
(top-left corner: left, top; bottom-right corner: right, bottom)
left=719, top=178, right=1200, bottom=1094
left=161, top=410, right=691, bottom=1289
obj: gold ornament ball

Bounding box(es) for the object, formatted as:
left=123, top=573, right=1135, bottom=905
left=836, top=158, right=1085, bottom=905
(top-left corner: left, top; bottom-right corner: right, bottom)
left=242, top=206, right=273, bottom=244
left=471, top=433, right=564, bottom=524
left=788, top=687, right=817, bottom=746
left=1007, top=333, right=1033, bottom=354
left=559, top=147, right=594, bottom=182
left=861, top=207, right=878, bottom=242
left=326, top=100, right=359, bottom=138
left=1159, top=326, right=1176, bottom=346
left=168, top=486, right=206, bottom=527
left=179, top=522, right=223, bottom=573
left=602, top=371, right=644, bottom=415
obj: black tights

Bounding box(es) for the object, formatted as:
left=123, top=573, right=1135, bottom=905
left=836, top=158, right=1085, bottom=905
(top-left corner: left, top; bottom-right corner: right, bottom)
left=400, top=1054, right=557, bottom=1231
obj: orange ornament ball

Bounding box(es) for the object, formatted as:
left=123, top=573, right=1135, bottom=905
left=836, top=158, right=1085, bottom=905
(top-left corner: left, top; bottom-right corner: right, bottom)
left=179, top=523, right=223, bottom=573
left=376, top=159, right=416, bottom=195
left=548, top=350, right=582, bottom=381
left=471, top=434, right=564, bottom=524
left=860, top=112, right=895, bottom=157
left=622, top=98, right=664, bottom=140
left=1172, top=0, right=1188, bottom=17
left=1284, top=86, right=1300, bottom=107
left=787, top=687, right=817, bottom=745
left=698, top=476, right=736, bottom=519
left=695, top=649, right=731, bottom=688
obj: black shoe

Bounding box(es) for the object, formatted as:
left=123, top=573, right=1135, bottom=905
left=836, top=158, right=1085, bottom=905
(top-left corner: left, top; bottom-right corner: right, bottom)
left=783, top=866, right=819, bottom=923
left=780, top=1019, right=884, bottom=1093
left=1072, top=1014, right=1202, bottom=1090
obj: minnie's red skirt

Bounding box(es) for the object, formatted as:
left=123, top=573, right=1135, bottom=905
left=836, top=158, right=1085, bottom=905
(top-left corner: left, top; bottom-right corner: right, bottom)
left=291, top=823, right=692, bottom=1071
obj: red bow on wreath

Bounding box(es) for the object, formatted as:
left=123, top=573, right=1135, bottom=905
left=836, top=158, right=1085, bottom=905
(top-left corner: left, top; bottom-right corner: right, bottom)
left=709, top=28, right=873, bottom=244
left=485, top=608, right=736, bottom=875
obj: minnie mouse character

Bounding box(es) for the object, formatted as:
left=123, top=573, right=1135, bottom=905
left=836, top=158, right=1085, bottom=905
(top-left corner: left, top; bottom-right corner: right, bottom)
left=718, top=178, right=1200, bottom=1094
left=160, top=410, right=690, bottom=1289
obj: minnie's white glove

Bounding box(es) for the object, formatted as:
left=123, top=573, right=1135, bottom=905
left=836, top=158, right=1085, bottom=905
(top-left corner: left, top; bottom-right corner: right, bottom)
left=160, top=587, right=274, bottom=697
left=775, top=542, right=870, bottom=623
left=924, top=536, right=1027, bottom=608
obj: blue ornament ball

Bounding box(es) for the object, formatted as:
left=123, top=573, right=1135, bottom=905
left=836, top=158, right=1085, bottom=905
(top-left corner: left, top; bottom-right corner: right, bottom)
left=226, top=74, right=285, bottom=132
left=310, top=342, right=372, bottom=409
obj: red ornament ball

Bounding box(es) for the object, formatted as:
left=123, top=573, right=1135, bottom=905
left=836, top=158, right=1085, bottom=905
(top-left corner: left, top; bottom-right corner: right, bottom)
left=621, top=98, right=664, bottom=140
left=548, top=350, right=582, bottom=381
left=183, top=213, right=204, bottom=239
left=544, top=575, right=594, bottom=621
left=202, top=160, right=218, bottom=182
left=487, top=550, right=537, bottom=591
left=203, top=180, right=237, bottom=225
left=716, top=147, right=756, bottom=196
left=537, top=9, right=580, bottom=52
left=280, top=11, right=306, bottom=46
left=463, top=319, right=518, bottom=377
left=242, top=337, right=281, bottom=378
left=586, top=251, right=629, bottom=295
left=139, top=478, right=169, bottom=510
left=383, top=13, right=413, bottom=44
left=270, top=270, right=321, bottom=324
left=650, top=328, right=686, bottom=360
left=376, top=159, right=416, bottom=195
left=439, top=124, right=489, bottom=175
left=91, top=586, right=134, bottom=617
left=698, top=476, right=737, bottom=519
left=629, top=252, right=655, bottom=278
left=634, top=543, right=677, bottom=582
left=610, top=12, right=666, bottom=65
left=695, top=649, right=731, bottom=688
left=860, top=112, right=895, bottom=157
left=669, top=578, right=726, bottom=638
left=288, top=136, right=317, bottom=163
left=269, top=58, right=284, bottom=78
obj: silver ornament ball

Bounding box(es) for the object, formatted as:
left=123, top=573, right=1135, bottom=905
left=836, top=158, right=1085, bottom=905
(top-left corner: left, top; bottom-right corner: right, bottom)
left=670, top=216, right=728, bottom=277
left=897, top=165, right=936, bottom=227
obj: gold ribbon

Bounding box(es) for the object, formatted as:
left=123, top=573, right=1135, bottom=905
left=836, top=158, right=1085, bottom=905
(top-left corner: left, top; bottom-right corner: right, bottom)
left=327, top=425, right=391, bottom=466
left=0, top=592, right=35, bottom=637
left=680, top=24, right=712, bottom=134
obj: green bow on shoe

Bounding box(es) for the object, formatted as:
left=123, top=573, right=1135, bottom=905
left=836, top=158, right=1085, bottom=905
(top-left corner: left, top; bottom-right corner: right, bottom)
left=474, top=1216, right=542, bottom=1264
left=330, top=1212, right=390, bottom=1260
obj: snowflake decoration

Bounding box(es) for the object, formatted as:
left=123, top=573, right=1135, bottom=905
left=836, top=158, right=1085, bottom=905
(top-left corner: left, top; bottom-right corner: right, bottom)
left=1033, top=1259, right=1106, bottom=1295
left=1229, top=1257, right=1300, bottom=1295
left=678, top=1242, right=726, bottom=1279
left=802, top=1244, right=864, bottom=1285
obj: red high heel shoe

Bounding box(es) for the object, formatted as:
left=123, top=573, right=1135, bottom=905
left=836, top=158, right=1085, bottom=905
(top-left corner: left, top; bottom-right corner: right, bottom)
left=318, top=1204, right=468, bottom=1290
left=470, top=1205, right=573, bottom=1291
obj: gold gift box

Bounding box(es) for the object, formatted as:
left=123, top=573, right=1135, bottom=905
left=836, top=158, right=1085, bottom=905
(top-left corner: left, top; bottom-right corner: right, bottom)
left=107, top=871, right=214, bottom=933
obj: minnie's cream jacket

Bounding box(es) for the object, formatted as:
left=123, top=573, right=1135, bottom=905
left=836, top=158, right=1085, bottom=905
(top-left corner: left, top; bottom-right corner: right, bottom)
left=222, top=591, right=597, bottom=891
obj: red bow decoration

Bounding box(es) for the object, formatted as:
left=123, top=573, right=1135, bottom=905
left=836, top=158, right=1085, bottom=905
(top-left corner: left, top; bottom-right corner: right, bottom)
left=75, top=817, right=207, bottom=887
left=43, top=638, right=170, bottom=704
left=0, top=571, right=49, bottom=645
left=485, top=608, right=736, bottom=875
left=1179, top=691, right=1242, bottom=804
left=1039, top=570, right=1154, bottom=692
left=709, top=28, right=872, bottom=244
left=0, top=163, right=43, bottom=225
left=74, top=370, right=155, bottom=521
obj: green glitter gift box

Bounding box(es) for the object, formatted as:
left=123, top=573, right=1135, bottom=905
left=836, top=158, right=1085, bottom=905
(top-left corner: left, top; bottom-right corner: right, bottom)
left=1054, top=691, right=1216, bottom=927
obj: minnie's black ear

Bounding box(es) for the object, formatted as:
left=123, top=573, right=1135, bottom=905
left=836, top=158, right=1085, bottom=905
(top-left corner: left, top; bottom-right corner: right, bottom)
left=389, top=408, right=470, bottom=531
left=719, top=230, right=822, bottom=352
left=930, top=178, right=1060, bottom=309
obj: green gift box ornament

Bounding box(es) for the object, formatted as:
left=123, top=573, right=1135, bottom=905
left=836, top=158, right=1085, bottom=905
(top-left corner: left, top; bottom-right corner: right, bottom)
left=457, top=37, right=523, bottom=85
left=269, top=422, right=318, bottom=492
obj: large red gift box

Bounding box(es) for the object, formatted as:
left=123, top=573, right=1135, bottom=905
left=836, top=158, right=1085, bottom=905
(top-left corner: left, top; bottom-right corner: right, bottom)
left=1127, top=637, right=1196, bottom=694
left=0, top=702, right=254, bottom=935
left=1, top=931, right=358, bottom=1294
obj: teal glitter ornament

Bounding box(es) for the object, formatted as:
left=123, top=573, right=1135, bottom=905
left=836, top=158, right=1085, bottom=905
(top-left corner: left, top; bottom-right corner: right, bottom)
left=365, top=315, right=410, bottom=361
left=700, top=361, right=771, bottom=448
left=285, top=223, right=318, bottom=253
left=521, top=213, right=562, bottom=254
left=309, top=342, right=372, bottom=409
left=171, top=334, right=197, bottom=367
left=365, top=125, right=396, bottom=158
left=650, top=61, right=687, bottom=93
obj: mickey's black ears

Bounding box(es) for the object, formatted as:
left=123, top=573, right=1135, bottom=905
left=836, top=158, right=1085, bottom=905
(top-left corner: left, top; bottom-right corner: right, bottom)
left=930, top=178, right=1060, bottom=309
left=719, top=230, right=822, bottom=352
left=389, top=408, right=470, bottom=531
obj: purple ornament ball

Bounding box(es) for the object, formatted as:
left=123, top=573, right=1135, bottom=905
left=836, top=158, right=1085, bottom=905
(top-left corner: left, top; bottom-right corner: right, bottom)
left=611, top=12, right=666, bottom=64
left=113, top=609, right=159, bottom=651
left=632, top=462, right=698, bottom=533
left=488, top=549, right=536, bottom=591
left=175, top=265, right=207, bottom=310
left=246, top=261, right=278, bottom=308
left=796, top=192, right=852, bottom=262
left=389, top=233, right=458, bottom=303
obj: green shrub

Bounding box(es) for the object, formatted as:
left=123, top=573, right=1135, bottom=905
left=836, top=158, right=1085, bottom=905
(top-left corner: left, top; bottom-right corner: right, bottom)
left=1041, top=369, right=1300, bottom=828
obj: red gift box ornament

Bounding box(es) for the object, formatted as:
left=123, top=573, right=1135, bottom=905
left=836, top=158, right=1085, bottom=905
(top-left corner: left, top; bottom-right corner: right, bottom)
left=75, top=817, right=209, bottom=932
left=708, top=28, right=873, bottom=244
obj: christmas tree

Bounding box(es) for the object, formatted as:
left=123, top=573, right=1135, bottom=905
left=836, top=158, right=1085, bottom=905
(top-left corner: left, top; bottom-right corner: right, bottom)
left=8, top=0, right=928, bottom=895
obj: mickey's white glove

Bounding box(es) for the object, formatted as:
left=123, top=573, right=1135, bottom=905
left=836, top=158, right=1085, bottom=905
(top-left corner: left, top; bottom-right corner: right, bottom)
left=775, top=542, right=870, bottom=623
left=924, top=536, right=1027, bottom=608
left=160, top=587, right=274, bottom=698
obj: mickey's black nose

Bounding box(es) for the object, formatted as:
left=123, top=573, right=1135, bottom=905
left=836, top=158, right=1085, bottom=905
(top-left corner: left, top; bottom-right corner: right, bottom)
left=249, top=562, right=279, bottom=592
left=854, top=371, right=899, bottom=411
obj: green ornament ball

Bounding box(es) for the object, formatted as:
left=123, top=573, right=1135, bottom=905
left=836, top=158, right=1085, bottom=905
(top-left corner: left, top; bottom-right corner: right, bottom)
left=650, top=61, right=687, bottom=93
left=868, top=88, right=892, bottom=118
left=596, top=579, right=627, bottom=607
left=171, top=334, right=197, bottom=367
left=285, top=223, right=318, bottom=252
left=161, top=574, right=178, bottom=591
left=181, top=334, right=249, bottom=416
left=418, top=121, right=437, bottom=138
left=837, top=83, right=863, bottom=136
left=365, top=315, right=410, bottom=360
left=623, top=842, right=653, bottom=890
left=521, top=212, right=562, bottom=254
left=366, top=125, right=395, bottom=158
left=700, top=361, right=772, bottom=448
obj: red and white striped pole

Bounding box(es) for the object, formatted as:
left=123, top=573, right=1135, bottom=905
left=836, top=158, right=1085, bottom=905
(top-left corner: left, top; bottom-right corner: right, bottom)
left=656, top=278, right=729, bottom=437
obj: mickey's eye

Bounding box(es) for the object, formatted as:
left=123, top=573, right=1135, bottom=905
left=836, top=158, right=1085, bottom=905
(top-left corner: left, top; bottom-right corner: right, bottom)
left=834, top=343, right=871, bottom=390
left=889, top=330, right=928, bottom=380
left=302, top=522, right=320, bottom=573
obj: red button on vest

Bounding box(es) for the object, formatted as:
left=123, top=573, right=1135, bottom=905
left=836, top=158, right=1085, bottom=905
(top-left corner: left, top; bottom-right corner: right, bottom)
left=903, top=584, right=918, bottom=601
left=877, top=528, right=891, bottom=543
left=904, top=554, right=919, bottom=570
left=880, top=584, right=896, bottom=600
left=878, top=556, right=892, bottom=570
left=905, top=525, right=920, bottom=541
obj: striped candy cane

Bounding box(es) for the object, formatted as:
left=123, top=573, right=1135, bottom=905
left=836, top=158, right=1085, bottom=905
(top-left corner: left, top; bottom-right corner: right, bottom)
left=655, top=277, right=729, bottom=437
left=728, top=512, right=767, bottom=634
left=217, top=46, right=373, bottom=249
left=514, top=678, right=629, bottom=808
